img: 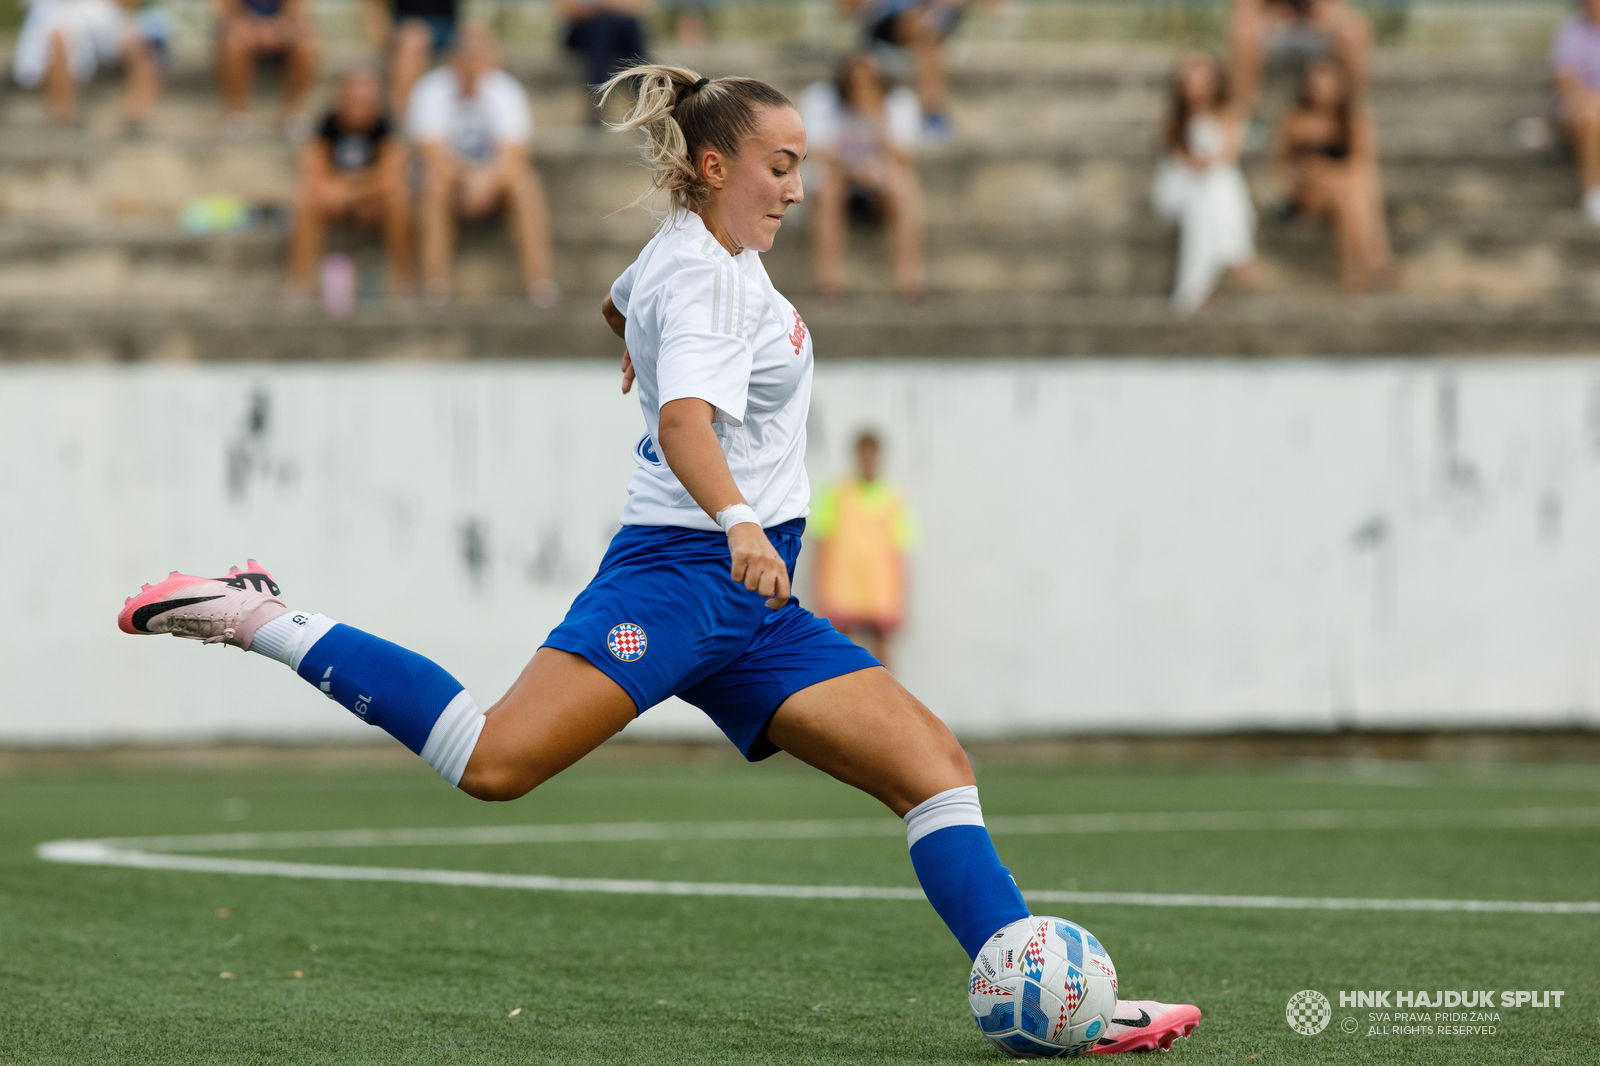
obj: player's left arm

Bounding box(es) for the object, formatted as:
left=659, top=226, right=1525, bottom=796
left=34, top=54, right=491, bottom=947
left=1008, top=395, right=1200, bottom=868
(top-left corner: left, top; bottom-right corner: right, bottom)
left=657, top=397, right=790, bottom=609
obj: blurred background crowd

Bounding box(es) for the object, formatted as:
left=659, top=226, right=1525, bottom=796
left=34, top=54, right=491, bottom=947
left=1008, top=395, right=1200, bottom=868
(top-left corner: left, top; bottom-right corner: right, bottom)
left=3, top=0, right=1599, bottom=351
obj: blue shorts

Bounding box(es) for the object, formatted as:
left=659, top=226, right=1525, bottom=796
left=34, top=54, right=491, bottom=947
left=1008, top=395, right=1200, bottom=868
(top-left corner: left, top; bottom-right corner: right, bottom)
left=542, top=519, right=880, bottom=761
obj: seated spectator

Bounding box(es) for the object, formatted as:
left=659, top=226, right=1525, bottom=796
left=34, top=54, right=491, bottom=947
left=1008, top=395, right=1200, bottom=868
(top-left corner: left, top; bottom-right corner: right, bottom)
left=555, top=0, right=647, bottom=123
left=215, top=0, right=319, bottom=140
left=1552, top=0, right=1600, bottom=223
left=287, top=69, right=413, bottom=299
left=801, top=53, right=925, bottom=299
left=1230, top=0, right=1371, bottom=111
left=368, top=0, right=460, bottom=120
left=1273, top=57, right=1395, bottom=294
left=839, top=0, right=973, bottom=139
left=1153, top=52, right=1261, bottom=313
left=408, top=24, right=558, bottom=307
left=12, top=0, right=166, bottom=130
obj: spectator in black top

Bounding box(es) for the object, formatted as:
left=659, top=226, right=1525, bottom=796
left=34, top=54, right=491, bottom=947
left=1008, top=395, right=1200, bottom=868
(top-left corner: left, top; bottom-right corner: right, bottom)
left=367, top=0, right=460, bottom=120
left=554, top=0, right=647, bottom=122
left=287, top=69, right=414, bottom=297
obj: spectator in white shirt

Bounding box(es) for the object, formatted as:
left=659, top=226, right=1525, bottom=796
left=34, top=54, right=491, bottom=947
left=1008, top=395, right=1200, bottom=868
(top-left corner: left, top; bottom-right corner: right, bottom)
left=801, top=53, right=924, bottom=300
left=1552, top=0, right=1600, bottom=222
left=407, top=24, right=558, bottom=307
left=12, top=0, right=165, bottom=129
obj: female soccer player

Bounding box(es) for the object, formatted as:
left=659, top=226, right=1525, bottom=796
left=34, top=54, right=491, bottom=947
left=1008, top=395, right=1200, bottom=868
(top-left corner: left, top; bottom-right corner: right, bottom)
left=115, top=63, right=1195, bottom=1055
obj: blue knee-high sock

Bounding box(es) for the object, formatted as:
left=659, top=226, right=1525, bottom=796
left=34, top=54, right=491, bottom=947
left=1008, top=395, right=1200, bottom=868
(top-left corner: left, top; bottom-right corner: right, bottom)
left=906, top=787, right=1031, bottom=960
left=266, top=614, right=484, bottom=787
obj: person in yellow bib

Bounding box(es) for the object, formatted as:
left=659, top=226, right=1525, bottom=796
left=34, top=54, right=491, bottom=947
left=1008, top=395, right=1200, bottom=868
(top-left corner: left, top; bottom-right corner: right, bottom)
left=811, top=431, right=919, bottom=667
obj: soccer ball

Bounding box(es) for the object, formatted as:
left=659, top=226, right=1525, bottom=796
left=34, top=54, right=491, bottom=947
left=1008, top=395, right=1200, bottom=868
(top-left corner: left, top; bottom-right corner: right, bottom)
left=969, top=916, right=1118, bottom=1058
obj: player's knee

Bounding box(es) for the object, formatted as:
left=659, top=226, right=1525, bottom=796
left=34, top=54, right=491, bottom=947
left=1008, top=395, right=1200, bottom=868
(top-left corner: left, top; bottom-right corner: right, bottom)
left=457, top=759, right=541, bottom=802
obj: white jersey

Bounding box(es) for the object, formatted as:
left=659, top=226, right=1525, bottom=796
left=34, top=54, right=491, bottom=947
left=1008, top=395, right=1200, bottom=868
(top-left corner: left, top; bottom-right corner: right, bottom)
left=610, top=210, right=814, bottom=531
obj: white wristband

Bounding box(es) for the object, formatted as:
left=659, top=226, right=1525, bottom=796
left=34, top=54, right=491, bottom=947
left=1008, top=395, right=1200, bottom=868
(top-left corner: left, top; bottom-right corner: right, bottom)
left=715, top=504, right=761, bottom=533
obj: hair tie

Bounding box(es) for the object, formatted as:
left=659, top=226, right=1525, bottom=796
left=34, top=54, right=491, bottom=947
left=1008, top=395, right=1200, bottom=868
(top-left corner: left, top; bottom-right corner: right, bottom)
left=691, top=77, right=710, bottom=93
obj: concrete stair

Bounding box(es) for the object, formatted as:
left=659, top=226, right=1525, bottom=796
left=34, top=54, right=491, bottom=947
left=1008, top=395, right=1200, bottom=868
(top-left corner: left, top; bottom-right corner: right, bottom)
left=0, top=43, right=1596, bottom=357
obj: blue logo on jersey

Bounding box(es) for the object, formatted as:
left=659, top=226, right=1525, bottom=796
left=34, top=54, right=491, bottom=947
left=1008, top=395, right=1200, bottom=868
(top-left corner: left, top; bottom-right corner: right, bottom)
left=635, top=434, right=662, bottom=465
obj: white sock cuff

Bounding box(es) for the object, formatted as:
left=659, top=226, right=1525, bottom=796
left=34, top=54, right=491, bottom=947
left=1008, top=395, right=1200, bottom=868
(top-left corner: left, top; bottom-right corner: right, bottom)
left=420, top=690, right=485, bottom=788
left=286, top=613, right=339, bottom=673
left=904, top=784, right=985, bottom=849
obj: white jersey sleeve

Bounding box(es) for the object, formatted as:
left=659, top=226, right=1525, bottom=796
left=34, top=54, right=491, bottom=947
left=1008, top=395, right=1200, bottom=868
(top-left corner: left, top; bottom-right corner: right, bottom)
left=610, top=259, right=640, bottom=317
left=656, top=257, right=753, bottom=427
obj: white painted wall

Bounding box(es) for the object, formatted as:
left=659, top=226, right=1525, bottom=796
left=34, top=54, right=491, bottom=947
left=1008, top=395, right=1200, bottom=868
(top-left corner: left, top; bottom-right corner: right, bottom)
left=4, top=358, right=1598, bottom=746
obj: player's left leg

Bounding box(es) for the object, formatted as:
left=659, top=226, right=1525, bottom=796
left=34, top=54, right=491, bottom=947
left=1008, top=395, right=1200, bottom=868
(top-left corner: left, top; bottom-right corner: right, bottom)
left=766, top=666, right=1030, bottom=960
left=767, top=666, right=1200, bottom=1054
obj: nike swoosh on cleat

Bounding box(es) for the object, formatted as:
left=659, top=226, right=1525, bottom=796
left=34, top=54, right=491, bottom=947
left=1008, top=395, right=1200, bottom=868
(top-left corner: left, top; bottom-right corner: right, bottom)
left=131, top=595, right=225, bottom=632
left=1110, top=1009, right=1152, bottom=1029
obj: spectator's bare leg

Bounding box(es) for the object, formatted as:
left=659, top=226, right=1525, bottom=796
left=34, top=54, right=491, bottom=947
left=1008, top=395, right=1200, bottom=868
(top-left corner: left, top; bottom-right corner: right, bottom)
left=1327, top=171, right=1371, bottom=294
left=1228, top=0, right=1266, bottom=113
left=380, top=181, right=417, bottom=294
left=287, top=191, right=331, bottom=293
left=883, top=161, right=926, bottom=299
left=43, top=30, right=76, bottom=125
left=502, top=162, right=556, bottom=291
left=219, top=20, right=256, bottom=117
left=122, top=34, right=161, bottom=125
left=1359, top=166, right=1395, bottom=281
left=389, top=21, right=433, bottom=119
left=1571, top=97, right=1600, bottom=195
left=420, top=155, right=461, bottom=296
left=903, top=9, right=947, bottom=118
left=810, top=160, right=849, bottom=297
left=282, top=31, right=320, bottom=121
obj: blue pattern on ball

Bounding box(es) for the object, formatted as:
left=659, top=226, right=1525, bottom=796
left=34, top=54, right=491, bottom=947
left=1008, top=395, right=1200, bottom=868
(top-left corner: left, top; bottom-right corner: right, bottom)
left=1021, top=981, right=1050, bottom=1037
left=976, top=1001, right=1015, bottom=1034
left=1052, top=920, right=1085, bottom=969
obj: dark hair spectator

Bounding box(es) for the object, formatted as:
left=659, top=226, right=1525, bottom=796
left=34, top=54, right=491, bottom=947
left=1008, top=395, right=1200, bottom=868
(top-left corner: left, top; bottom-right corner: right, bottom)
left=1230, top=0, right=1371, bottom=112
left=407, top=24, right=558, bottom=307
left=287, top=69, right=414, bottom=300
left=1153, top=52, right=1261, bottom=312
left=838, top=0, right=977, bottom=140
left=1552, top=0, right=1600, bottom=223
left=215, top=0, right=320, bottom=140
left=555, top=0, right=648, bottom=124
left=801, top=52, right=925, bottom=299
left=1272, top=56, right=1395, bottom=294
left=12, top=0, right=167, bottom=130
left=369, top=0, right=461, bottom=120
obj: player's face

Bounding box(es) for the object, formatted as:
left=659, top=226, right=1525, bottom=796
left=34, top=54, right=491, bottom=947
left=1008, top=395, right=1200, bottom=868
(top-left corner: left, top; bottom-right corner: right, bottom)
left=716, top=105, right=806, bottom=254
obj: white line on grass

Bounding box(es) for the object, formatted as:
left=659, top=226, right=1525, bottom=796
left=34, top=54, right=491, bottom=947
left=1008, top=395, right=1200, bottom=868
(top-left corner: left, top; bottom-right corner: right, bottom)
left=33, top=808, right=1600, bottom=915
left=73, top=806, right=1600, bottom=854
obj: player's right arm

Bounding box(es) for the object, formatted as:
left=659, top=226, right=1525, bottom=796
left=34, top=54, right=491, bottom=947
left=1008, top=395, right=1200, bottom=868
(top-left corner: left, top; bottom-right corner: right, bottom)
left=657, top=398, right=790, bottom=609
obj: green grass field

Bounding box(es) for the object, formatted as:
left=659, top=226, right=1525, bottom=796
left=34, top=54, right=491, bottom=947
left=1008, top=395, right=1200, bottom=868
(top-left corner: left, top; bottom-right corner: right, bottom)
left=2, top=753, right=1597, bottom=1065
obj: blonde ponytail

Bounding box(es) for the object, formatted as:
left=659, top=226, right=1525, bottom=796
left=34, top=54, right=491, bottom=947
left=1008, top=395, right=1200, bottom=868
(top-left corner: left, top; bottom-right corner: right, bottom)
left=599, top=64, right=793, bottom=213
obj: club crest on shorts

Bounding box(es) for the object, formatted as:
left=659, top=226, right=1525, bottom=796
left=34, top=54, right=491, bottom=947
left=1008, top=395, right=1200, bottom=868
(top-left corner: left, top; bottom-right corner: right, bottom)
left=607, top=623, right=647, bottom=662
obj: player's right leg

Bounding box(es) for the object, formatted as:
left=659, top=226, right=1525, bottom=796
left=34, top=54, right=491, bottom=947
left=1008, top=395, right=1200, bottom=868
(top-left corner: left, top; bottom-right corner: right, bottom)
left=117, top=562, right=634, bottom=795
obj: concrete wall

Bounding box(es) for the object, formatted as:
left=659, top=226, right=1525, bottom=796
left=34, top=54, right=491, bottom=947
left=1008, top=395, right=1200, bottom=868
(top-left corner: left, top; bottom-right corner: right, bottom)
left=4, top=357, right=1599, bottom=746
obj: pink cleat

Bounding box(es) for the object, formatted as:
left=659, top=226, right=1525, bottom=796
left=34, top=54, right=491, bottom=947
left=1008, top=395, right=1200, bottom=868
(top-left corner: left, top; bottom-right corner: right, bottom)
left=1088, top=1000, right=1201, bottom=1054
left=117, top=560, right=289, bottom=650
